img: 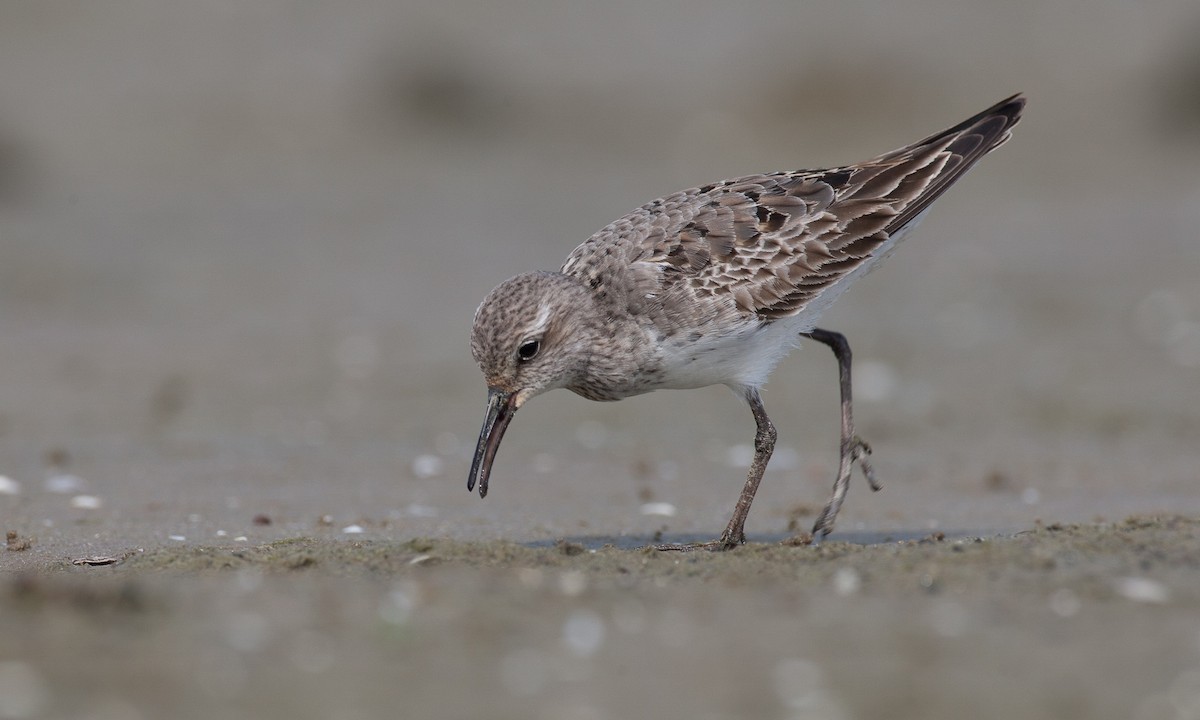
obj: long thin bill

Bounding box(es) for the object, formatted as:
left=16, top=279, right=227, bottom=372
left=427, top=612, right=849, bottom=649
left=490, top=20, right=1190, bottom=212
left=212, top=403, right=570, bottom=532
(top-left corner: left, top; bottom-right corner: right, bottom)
left=467, top=387, right=517, bottom=498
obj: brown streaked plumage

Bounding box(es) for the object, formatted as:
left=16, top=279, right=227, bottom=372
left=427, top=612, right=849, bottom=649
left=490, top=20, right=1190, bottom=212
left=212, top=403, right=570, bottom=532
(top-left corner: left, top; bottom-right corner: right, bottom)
left=469, top=94, right=1025, bottom=549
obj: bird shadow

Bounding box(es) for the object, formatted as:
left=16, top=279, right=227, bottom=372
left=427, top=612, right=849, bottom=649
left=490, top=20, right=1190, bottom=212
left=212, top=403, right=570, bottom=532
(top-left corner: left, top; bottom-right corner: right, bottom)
left=523, top=528, right=1007, bottom=551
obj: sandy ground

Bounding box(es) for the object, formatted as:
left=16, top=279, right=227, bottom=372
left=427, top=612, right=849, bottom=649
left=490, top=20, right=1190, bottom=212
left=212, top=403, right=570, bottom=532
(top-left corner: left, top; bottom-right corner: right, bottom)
left=2, top=2, right=1200, bottom=719
left=4, top=516, right=1200, bottom=720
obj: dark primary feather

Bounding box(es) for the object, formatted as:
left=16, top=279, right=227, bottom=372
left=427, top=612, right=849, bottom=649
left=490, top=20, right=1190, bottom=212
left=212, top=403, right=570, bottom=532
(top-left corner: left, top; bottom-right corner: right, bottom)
left=562, top=94, right=1025, bottom=323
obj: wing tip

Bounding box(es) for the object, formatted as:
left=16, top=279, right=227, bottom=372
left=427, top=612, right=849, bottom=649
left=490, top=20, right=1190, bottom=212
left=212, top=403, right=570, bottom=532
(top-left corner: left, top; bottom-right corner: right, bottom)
left=925, top=92, right=1027, bottom=155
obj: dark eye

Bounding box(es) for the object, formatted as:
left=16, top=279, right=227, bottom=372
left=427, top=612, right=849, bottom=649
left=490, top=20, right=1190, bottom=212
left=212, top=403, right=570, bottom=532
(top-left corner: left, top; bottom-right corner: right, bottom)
left=517, top=339, right=540, bottom=362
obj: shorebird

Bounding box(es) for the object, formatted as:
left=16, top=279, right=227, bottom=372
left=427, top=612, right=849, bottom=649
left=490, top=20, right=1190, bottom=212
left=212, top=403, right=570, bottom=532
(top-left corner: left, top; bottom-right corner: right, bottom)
left=468, top=94, right=1025, bottom=549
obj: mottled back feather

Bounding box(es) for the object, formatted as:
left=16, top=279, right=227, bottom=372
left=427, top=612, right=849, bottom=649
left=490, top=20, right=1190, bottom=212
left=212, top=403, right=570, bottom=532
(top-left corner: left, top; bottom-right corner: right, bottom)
left=562, top=94, right=1024, bottom=325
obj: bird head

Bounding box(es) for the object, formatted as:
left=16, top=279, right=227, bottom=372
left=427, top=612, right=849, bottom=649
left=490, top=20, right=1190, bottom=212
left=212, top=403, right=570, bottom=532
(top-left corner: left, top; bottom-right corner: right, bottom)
left=467, top=271, right=595, bottom=497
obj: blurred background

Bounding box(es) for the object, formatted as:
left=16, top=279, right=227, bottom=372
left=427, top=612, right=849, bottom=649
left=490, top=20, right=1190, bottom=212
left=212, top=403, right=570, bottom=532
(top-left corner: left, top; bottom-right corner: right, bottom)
left=1, top=0, right=1199, bottom=551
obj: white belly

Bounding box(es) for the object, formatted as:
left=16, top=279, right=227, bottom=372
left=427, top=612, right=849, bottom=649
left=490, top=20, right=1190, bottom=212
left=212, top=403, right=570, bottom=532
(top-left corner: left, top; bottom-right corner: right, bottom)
left=651, top=316, right=809, bottom=391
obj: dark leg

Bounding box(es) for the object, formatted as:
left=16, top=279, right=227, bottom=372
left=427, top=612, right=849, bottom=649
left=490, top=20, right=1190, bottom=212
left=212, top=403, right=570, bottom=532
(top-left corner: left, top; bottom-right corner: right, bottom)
left=656, top=387, right=775, bottom=551
left=717, top=387, right=776, bottom=547
left=802, top=328, right=880, bottom=539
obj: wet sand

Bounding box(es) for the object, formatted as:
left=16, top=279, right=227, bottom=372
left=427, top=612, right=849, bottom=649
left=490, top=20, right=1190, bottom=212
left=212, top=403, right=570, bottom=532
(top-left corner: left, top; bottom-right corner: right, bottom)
left=4, top=516, right=1199, bottom=720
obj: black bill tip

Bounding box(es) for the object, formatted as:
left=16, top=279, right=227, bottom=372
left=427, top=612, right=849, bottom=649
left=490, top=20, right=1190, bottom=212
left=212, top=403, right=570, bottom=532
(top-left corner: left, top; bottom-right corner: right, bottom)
left=467, top=387, right=518, bottom=498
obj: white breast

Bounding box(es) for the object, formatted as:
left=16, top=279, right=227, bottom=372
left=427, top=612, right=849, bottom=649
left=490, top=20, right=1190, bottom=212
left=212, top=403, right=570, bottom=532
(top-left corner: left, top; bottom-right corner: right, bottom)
left=651, top=316, right=809, bottom=391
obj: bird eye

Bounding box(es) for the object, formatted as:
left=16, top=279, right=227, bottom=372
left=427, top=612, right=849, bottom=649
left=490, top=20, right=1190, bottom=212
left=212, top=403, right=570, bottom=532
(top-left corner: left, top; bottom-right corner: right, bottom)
left=517, top=339, right=540, bottom=362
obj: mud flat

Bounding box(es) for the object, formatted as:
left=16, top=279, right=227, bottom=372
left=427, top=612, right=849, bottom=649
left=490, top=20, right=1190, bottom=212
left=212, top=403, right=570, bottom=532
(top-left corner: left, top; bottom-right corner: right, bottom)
left=3, top=515, right=1198, bottom=720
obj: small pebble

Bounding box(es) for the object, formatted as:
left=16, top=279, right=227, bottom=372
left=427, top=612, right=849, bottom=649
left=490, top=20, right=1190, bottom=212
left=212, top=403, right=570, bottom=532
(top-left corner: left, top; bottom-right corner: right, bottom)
left=342, top=524, right=364, bottom=534
left=1114, top=576, right=1170, bottom=604
left=5, top=531, right=32, bottom=552
left=832, top=567, right=861, bottom=596
left=556, top=539, right=585, bottom=556
left=252, top=514, right=272, bottom=526
left=169, top=535, right=186, bottom=541
left=70, top=495, right=102, bottom=509
left=0, top=476, right=20, bottom=496
left=72, top=556, right=119, bottom=566
left=215, top=530, right=228, bottom=537
left=562, top=610, right=606, bottom=658
left=379, top=586, right=415, bottom=626
left=411, top=454, right=444, bottom=479
left=46, top=474, right=84, bottom=494
left=639, top=502, right=677, bottom=517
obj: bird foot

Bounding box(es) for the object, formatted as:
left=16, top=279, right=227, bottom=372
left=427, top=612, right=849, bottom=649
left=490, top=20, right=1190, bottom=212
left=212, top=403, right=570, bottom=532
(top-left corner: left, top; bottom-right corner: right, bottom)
left=852, top=436, right=881, bottom=492
left=651, top=536, right=742, bottom=552
left=811, top=435, right=881, bottom=539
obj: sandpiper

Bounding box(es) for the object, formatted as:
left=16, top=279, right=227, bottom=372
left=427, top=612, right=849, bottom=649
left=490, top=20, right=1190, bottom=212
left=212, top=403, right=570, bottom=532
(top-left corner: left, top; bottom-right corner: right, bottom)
left=469, top=94, right=1025, bottom=549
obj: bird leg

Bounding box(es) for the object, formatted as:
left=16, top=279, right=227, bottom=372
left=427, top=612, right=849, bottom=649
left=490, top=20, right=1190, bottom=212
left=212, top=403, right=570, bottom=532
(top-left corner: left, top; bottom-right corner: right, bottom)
left=655, top=387, right=775, bottom=552
left=718, top=387, right=776, bottom=547
left=802, top=328, right=880, bottom=540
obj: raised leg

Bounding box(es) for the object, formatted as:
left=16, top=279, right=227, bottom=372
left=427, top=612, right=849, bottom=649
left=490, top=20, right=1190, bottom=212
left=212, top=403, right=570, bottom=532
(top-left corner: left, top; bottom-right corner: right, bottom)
left=656, top=387, right=775, bottom=551
left=802, top=328, right=880, bottom=539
